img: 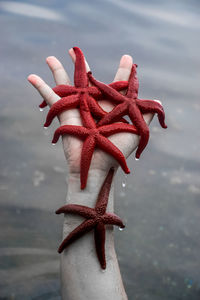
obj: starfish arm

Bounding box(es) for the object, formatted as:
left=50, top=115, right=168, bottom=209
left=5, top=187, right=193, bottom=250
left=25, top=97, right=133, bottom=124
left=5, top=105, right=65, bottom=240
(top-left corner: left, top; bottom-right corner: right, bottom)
left=94, top=222, right=106, bottom=269
left=80, top=136, right=96, bottom=189
left=109, top=80, right=128, bottom=91
left=53, top=85, right=76, bottom=97
left=126, top=64, right=139, bottom=99
left=58, top=219, right=96, bottom=253
left=38, top=80, right=129, bottom=110
left=39, top=85, right=77, bottom=109
left=44, top=94, right=79, bottom=127
left=128, top=105, right=150, bottom=159
left=136, top=99, right=167, bottom=129
left=87, top=96, right=129, bottom=125
left=103, top=213, right=125, bottom=228
left=73, top=47, right=88, bottom=88
left=88, top=81, right=128, bottom=98
left=88, top=72, right=125, bottom=104
left=87, top=96, right=128, bottom=124
left=56, top=204, right=96, bottom=219
left=96, top=135, right=130, bottom=174
left=95, top=168, right=115, bottom=214
left=97, top=102, right=128, bottom=127
left=39, top=100, right=48, bottom=108
left=87, top=96, right=108, bottom=119
left=38, top=81, right=129, bottom=109
left=52, top=125, right=88, bottom=144
left=99, top=122, right=138, bottom=136
left=79, top=93, right=96, bottom=129
left=88, top=86, right=101, bottom=97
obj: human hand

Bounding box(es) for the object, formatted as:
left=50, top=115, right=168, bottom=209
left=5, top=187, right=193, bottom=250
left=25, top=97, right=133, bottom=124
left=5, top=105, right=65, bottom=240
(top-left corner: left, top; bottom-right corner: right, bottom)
left=28, top=48, right=154, bottom=180
left=27, top=48, right=157, bottom=300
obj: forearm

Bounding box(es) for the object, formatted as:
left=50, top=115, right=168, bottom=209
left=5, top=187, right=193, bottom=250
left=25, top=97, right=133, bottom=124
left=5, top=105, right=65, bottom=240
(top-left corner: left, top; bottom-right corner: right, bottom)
left=28, top=47, right=159, bottom=300
left=60, top=169, right=128, bottom=300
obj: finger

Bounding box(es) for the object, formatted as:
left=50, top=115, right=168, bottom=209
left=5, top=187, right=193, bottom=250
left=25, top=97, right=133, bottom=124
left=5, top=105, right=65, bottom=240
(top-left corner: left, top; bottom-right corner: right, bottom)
left=46, top=56, right=71, bottom=85
left=142, top=113, right=153, bottom=126
left=113, top=55, right=133, bottom=82
left=27, top=74, right=60, bottom=106
left=68, top=48, right=91, bottom=72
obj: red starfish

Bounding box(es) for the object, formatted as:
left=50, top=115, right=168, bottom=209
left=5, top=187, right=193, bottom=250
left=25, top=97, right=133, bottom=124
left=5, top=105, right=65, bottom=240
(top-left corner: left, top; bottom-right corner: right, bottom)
left=39, top=81, right=128, bottom=109
left=88, top=64, right=167, bottom=159
left=56, top=167, right=125, bottom=269
left=39, top=47, right=128, bottom=127
left=52, top=93, right=138, bottom=189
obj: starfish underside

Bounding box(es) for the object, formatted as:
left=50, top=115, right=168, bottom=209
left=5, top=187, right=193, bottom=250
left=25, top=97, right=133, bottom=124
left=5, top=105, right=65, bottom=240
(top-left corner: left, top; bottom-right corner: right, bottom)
left=56, top=168, right=125, bottom=269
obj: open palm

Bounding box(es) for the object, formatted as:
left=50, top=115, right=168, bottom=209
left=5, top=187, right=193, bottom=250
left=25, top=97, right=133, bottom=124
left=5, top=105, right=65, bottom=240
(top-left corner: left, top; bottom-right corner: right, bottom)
left=28, top=48, right=154, bottom=179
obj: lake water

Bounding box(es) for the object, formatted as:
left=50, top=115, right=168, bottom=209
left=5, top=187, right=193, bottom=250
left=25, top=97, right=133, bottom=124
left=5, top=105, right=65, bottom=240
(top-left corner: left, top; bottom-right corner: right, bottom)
left=0, top=0, right=200, bottom=299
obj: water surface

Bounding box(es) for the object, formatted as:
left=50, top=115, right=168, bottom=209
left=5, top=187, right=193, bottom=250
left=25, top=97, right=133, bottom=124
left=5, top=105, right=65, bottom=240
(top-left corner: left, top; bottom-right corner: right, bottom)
left=0, top=0, right=200, bottom=299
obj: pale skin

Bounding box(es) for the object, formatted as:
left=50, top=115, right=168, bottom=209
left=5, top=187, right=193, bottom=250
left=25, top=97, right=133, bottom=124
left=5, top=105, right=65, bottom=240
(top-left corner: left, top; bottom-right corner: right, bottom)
left=28, top=49, right=157, bottom=300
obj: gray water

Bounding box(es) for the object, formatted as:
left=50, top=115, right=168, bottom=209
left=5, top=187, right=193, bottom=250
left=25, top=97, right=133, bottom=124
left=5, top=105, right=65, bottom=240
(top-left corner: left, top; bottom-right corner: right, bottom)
left=0, top=0, right=200, bottom=299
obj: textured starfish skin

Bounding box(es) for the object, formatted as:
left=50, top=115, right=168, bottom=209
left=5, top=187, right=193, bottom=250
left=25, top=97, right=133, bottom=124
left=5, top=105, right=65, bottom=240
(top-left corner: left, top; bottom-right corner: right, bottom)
left=39, top=81, right=128, bottom=109
left=56, top=168, right=125, bottom=269
left=52, top=81, right=128, bottom=99
left=39, top=47, right=129, bottom=126
left=43, top=81, right=128, bottom=127
left=52, top=93, right=138, bottom=189
left=88, top=65, right=167, bottom=159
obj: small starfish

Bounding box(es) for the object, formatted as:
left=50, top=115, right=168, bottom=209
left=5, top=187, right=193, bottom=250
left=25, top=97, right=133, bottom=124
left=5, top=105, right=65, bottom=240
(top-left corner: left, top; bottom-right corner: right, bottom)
left=88, top=64, right=167, bottom=159
left=52, top=93, right=138, bottom=189
left=56, top=167, right=125, bottom=269
left=39, top=47, right=128, bottom=127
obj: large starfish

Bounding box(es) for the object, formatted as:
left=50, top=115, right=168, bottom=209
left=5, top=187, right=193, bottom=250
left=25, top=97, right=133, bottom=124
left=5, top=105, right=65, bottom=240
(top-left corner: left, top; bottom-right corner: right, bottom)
left=88, top=64, right=167, bottom=159
left=56, top=167, right=125, bottom=269
left=52, top=93, right=138, bottom=189
left=39, top=47, right=128, bottom=127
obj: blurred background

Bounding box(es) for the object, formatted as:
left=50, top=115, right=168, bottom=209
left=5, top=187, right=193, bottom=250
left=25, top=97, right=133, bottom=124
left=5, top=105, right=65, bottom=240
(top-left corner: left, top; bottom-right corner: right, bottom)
left=0, top=0, right=200, bottom=299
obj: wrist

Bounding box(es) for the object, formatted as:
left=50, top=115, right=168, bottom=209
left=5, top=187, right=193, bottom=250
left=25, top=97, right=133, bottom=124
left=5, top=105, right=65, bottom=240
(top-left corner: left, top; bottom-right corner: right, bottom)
left=66, top=169, right=115, bottom=210
left=61, top=168, right=116, bottom=268
left=59, top=169, right=127, bottom=300
left=62, top=169, right=115, bottom=233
